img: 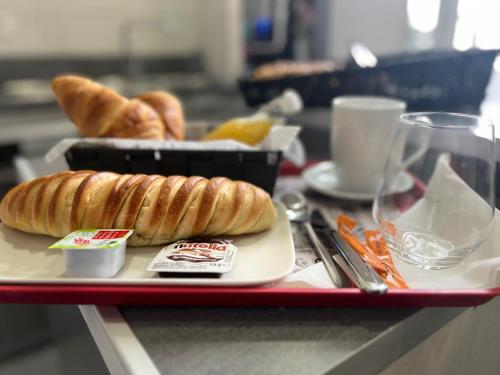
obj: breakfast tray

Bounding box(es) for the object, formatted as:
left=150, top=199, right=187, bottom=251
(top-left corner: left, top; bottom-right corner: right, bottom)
left=1, top=164, right=500, bottom=307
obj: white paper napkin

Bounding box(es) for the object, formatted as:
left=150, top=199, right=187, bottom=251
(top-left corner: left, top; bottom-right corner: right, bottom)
left=393, top=154, right=500, bottom=289
left=394, top=154, right=493, bottom=252
left=280, top=262, right=336, bottom=288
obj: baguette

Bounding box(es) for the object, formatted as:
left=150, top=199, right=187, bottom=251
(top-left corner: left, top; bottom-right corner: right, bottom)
left=0, top=171, right=276, bottom=246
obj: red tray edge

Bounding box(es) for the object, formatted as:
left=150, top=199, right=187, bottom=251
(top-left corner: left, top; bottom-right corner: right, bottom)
left=0, top=284, right=498, bottom=308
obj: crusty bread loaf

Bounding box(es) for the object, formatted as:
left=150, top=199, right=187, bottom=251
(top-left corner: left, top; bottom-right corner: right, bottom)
left=0, top=171, right=276, bottom=246
left=252, top=60, right=337, bottom=80
left=51, top=75, right=185, bottom=141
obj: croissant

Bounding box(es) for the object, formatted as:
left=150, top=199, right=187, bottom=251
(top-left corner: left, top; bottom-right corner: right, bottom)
left=0, top=171, right=276, bottom=246
left=51, top=75, right=185, bottom=141
left=135, top=91, right=185, bottom=140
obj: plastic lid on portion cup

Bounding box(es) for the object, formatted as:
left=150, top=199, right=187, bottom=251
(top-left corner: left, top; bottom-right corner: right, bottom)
left=49, top=229, right=134, bottom=250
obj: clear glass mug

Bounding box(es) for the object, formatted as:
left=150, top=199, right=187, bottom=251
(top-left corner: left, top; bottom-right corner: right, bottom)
left=373, top=112, right=496, bottom=269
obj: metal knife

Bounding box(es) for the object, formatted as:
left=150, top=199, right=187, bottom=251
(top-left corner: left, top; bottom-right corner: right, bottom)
left=311, top=209, right=388, bottom=295
left=301, top=220, right=344, bottom=288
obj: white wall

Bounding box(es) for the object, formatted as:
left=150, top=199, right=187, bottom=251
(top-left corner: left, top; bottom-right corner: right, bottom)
left=199, top=0, right=244, bottom=86
left=0, top=0, right=202, bottom=57
left=326, top=0, right=411, bottom=59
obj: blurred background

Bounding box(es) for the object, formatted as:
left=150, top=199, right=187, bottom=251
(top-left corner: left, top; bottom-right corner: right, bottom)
left=1, top=0, right=500, bottom=373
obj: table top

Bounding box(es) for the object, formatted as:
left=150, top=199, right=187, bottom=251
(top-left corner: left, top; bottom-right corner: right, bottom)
left=118, top=305, right=467, bottom=375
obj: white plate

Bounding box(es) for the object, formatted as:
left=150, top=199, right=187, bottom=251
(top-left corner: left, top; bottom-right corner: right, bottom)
left=0, top=204, right=294, bottom=287
left=302, top=161, right=414, bottom=201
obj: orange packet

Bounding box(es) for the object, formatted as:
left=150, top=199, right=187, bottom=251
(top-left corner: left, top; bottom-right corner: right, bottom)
left=337, top=214, right=408, bottom=289
left=364, top=230, right=408, bottom=288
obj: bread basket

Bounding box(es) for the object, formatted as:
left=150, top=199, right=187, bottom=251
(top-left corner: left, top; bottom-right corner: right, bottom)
left=46, top=122, right=301, bottom=195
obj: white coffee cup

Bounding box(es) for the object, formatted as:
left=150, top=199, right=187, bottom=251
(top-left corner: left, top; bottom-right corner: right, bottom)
left=331, top=96, right=406, bottom=193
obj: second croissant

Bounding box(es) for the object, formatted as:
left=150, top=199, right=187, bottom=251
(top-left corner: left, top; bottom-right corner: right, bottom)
left=51, top=75, right=185, bottom=141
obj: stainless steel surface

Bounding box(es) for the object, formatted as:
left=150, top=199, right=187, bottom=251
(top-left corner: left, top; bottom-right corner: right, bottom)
left=281, top=192, right=342, bottom=287
left=311, top=209, right=388, bottom=295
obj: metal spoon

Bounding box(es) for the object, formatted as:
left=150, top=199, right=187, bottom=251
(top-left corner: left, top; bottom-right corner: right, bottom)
left=281, top=192, right=342, bottom=288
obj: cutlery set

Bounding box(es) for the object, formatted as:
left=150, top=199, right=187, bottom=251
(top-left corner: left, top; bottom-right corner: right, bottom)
left=282, top=192, right=388, bottom=295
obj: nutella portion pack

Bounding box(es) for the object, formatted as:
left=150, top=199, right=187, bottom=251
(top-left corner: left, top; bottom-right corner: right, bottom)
left=147, top=239, right=238, bottom=275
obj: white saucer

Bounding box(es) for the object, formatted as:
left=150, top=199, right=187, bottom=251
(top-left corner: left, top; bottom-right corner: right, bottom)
left=302, top=161, right=414, bottom=201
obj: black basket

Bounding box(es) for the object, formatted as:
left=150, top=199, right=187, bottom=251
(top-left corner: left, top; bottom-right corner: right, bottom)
left=239, top=49, right=499, bottom=113
left=65, top=146, right=283, bottom=195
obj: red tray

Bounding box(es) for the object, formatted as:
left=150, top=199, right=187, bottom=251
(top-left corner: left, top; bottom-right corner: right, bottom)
left=0, top=284, right=498, bottom=307
left=1, top=161, right=499, bottom=307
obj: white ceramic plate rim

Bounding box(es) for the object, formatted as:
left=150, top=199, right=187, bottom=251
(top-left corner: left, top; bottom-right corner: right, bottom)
left=0, top=204, right=295, bottom=287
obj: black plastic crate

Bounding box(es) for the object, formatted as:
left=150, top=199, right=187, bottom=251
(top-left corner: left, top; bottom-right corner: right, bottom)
left=65, top=146, right=283, bottom=195
left=239, top=49, right=499, bottom=113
